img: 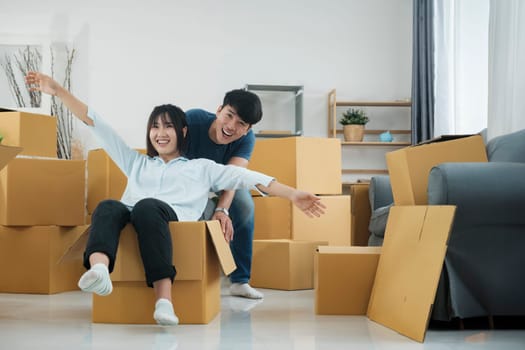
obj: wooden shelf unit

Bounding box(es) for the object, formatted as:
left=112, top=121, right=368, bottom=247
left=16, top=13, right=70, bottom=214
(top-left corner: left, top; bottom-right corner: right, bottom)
left=328, top=89, right=412, bottom=176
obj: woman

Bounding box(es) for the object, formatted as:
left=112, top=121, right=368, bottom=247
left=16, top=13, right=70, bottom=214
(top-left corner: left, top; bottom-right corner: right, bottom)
left=25, top=72, right=326, bottom=326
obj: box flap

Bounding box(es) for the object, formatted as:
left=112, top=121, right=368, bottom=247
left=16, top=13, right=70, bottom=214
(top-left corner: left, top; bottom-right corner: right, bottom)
left=317, top=246, right=381, bottom=254
left=417, top=134, right=476, bottom=145
left=0, top=144, right=23, bottom=171
left=57, top=226, right=90, bottom=264
left=206, top=220, right=236, bottom=275
left=367, top=205, right=455, bottom=342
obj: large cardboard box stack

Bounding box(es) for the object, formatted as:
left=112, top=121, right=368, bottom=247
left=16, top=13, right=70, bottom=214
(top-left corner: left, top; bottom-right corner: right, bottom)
left=249, top=137, right=351, bottom=290
left=90, top=221, right=236, bottom=324
left=0, top=111, right=87, bottom=294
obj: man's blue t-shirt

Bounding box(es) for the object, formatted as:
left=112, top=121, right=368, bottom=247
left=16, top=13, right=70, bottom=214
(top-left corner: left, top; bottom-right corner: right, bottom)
left=184, top=108, right=255, bottom=165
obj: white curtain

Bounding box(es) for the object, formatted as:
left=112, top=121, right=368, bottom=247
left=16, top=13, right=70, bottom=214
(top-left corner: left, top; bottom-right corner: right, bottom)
left=433, top=0, right=489, bottom=137
left=487, top=0, right=525, bottom=140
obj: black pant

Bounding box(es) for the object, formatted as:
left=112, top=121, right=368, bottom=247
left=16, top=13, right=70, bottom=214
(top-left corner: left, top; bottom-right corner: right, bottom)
left=83, top=198, right=178, bottom=287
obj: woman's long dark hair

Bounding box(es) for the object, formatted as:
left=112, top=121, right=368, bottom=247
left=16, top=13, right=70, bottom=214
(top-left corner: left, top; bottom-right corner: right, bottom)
left=146, top=104, right=188, bottom=158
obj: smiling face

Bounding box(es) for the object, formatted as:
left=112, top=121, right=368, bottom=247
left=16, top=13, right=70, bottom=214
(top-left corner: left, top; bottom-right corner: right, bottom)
left=209, top=105, right=251, bottom=145
left=149, top=114, right=187, bottom=162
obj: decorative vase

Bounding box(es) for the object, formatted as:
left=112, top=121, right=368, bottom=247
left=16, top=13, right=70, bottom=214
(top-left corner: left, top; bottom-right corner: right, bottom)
left=343, top=125, right=365, bottom=142
left=379, top=131, right=393, bottom=142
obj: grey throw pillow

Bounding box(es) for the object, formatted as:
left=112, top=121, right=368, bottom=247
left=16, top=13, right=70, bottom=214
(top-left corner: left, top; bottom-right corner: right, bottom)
left=486, top=129, right=525, bottom=163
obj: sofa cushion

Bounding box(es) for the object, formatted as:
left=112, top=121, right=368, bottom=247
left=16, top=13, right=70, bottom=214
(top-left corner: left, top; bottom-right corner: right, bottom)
left=368, top=204, right=392, bottom=239
left=486, top=129, right=525, bottom=163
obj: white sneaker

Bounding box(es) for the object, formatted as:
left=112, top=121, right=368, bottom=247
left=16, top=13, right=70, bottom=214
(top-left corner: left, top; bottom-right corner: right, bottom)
left=229, top=283, right=264, bottom=299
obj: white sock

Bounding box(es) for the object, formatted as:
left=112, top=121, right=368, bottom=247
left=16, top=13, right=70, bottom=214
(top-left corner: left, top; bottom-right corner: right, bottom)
left=230, top=283, right=264, bottom=299
left=77, top=263, right=113, bottom=296
left=153, top=298, right=179, bottom=326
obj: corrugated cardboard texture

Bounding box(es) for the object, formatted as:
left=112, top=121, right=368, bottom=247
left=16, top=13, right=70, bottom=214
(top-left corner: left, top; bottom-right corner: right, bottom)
left=386, top=135, right=488, bottom=205
left=367, top=205, right=455, bottom=342
left=254, top=195, right=351, bottom=245
left=249, top=137, right=342, bottom=195
left=0, top=158, right=86, bottom=226
left=0, top=111, right=57, bottom=157
left=0, top=225, right=88, bottom=294
left=251, top=239, right=328, bottom=290
left=315, top=246, right=381, bottom=315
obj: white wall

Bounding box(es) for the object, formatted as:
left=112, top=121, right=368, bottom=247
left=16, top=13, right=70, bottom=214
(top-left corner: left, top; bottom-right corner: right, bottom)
left=0, top=0, right=412, bottom=155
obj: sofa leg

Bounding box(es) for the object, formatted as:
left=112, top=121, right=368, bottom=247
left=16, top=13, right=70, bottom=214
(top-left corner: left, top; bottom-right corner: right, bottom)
left=488, top=315, right=495, bottom=329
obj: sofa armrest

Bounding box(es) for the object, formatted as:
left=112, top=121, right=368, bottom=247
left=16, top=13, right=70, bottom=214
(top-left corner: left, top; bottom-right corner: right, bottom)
left=428, top=162, right=525, bottom=227
left=368, top=175, right=393, bottom=211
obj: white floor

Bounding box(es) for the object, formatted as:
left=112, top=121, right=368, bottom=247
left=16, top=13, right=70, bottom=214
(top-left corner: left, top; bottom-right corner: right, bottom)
left=1, top=286, right=524, bottom=350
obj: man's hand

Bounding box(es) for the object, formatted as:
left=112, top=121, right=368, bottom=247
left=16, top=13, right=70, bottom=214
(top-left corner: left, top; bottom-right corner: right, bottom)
left=212, top=211, right=234, bottom=243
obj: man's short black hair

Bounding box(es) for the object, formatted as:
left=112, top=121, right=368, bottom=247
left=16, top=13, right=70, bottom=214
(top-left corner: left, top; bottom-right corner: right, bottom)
left=222, top=89, right=263, bottom=125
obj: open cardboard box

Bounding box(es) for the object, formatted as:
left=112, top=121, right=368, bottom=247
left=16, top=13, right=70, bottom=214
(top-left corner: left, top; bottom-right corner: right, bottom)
left=386, top=134, right=487, bottom=205
left=0, top=109, right=57, bottom=158
left=367, top=205, right=456, bottom=342
left=61, top=220, right=236, bottom=324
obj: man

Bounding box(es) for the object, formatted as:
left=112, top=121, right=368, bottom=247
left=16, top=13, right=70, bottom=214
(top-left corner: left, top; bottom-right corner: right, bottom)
left=185, top=89, right=264, bottom=299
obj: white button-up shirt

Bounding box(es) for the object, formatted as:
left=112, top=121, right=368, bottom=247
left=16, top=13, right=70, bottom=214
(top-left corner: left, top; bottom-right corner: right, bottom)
left=88, top=108, right=274, bottom=221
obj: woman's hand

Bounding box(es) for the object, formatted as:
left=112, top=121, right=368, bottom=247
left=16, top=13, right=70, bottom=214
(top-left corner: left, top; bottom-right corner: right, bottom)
left=290, top=190, right=326, bottom=218
left=25, top=71, right=60, bottom=96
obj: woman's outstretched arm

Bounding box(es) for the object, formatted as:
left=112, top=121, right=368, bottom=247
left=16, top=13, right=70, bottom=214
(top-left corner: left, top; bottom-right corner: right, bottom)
left=25, top=71, right=93, bottom=126
left=256, top=181, right=326, bottom=218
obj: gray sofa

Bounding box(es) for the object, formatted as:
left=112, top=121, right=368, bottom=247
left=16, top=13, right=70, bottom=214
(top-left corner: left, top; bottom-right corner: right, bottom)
left=368, top=129, right=525, bottom=321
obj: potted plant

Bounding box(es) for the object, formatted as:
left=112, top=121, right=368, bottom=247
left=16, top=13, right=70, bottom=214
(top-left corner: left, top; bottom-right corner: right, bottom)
left=339, top=108, right=369, bottom=141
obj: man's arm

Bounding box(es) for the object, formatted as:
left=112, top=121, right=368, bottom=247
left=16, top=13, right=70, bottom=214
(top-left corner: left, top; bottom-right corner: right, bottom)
left=213, top=156, right=248, bottom=242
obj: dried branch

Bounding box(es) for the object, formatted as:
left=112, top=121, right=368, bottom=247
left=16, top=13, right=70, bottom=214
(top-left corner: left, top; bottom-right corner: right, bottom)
left=1, top=55, right=27, bottom=107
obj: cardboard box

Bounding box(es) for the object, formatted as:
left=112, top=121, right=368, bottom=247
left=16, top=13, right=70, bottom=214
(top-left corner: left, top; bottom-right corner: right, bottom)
left=0, top=111, right=57, bottom=157
left=87, top=148, right=146, bottom=214
left=0, top=157, right=86, bottom=226
left=315, top=246, right=381, bottom=315
left=344, top=182, right=371, bottom=246
left=0, top=225, right=88, bottom=294
left=253, top=195, right=351, bottom=245
left=251, top=239, right=328, bottom=290
left=248, top=137, right=342, bottom=195
left=386, top=135, right=487, bottom=205
left=367, top=205, right=455, bottom=342
left=87, top=148, right=127, bottom=214
left=90, top=221, right=236, bottom=324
